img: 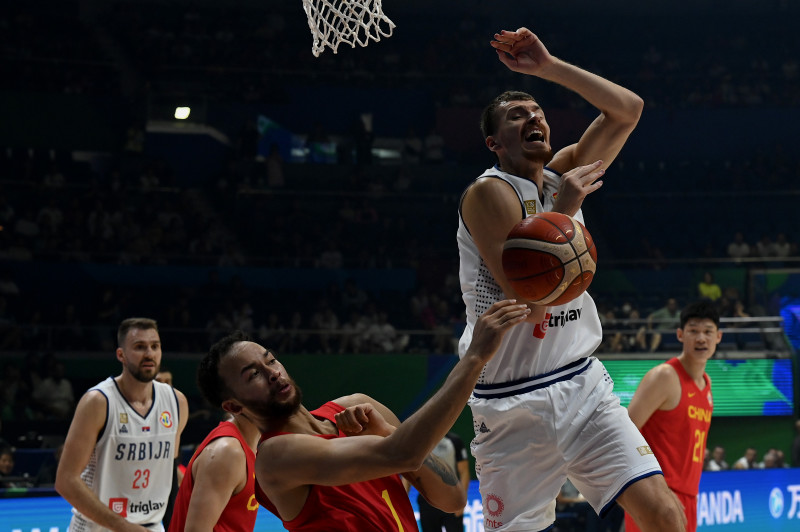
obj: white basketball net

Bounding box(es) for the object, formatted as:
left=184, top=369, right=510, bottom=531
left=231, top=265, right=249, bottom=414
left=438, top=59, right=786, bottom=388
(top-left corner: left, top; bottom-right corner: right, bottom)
left=301, top=0, right=395, bottom=57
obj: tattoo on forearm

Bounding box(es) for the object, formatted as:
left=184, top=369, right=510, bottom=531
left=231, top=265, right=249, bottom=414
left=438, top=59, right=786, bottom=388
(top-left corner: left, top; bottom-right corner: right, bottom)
left=423, top=455, right=458, bottom=486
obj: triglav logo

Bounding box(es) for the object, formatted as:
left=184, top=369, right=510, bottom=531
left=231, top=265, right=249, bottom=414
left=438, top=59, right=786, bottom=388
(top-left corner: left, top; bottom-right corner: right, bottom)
left=109, top=498, right=128, bottom=517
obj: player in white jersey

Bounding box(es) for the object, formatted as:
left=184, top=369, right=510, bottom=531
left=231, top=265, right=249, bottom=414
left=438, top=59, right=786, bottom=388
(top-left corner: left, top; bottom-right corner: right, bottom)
left=457, top=28, right=686, bottom=531
left=56, top=318, right=189, bottom=532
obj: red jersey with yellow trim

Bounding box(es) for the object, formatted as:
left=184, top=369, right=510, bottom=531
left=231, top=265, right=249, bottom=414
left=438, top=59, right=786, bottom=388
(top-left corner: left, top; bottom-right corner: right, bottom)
left=169, top=421, right=258, bottom=532
left=640, top=357, right=713, bottom=496
left=255, top=401, right=418, bottom=532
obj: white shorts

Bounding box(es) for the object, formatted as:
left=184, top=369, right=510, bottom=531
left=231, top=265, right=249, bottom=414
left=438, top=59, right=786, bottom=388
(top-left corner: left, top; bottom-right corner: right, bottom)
left=469, top=357, right=662, bottom=532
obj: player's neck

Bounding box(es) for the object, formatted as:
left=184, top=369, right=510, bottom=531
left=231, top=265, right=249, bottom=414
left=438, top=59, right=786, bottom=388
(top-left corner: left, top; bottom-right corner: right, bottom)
left=232, top=414, right=262, bottom=451
left=499, top=160, right=545, bottom=191
left=677, top=354, right=707, bottom=389
left=115, top=374, right=154, bottom=410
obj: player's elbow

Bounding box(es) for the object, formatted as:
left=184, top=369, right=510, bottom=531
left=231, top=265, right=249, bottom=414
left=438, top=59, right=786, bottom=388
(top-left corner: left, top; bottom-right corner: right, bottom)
left=54, top=473, right=71, bottom=500
left=621, top=94, right=644, bottom=126
left=423, top=488, right=467, bottom=514
left=441, top=490, right=468, bottom=513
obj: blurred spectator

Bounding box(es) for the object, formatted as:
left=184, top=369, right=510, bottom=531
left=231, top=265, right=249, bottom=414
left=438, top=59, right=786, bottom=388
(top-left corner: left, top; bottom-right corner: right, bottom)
left=726, top=232, right=751, bottom=259
left=341, top=279, right=368, bottom=314
left=156, top=369, right=174, bottom=387
left=755, top=234, right=775, bottom=257
left=697, top=271, right=722, bottom=302
left=364, top=311, right=408, bottom=353
left=284, top=310, right=310, bottom=353
left=317, top=239, right=343, bottom=269
left=705, top=445, right=729, bottom=471
left=760, top=449, right=780, bottom=469
left=42, top=164, right=65, bottom=188
left=1, top=362, right=25, bottom=410
left=732, top=447, right=759, bottom=470
left=257, top=311, right=287, bottom=352
left=773, top=233, right=792, bottom=258
left=310, top=300, right=340, bottom=354
left=338, top=310, right=369, bottom=354
left=1, top=388, right=40, bottom=423
left=599, top=310, right=625, bottom=352
left=32, top=357, right=75, bottom=419
left=727, top=299, right=752, bottom=350
left=206, top=311, right=234, bottom=345
left=34, top=444, right=64, bottom=487
left=645, top=298, right=681, bottom=352
left=0, top=446, right=18, bottom=488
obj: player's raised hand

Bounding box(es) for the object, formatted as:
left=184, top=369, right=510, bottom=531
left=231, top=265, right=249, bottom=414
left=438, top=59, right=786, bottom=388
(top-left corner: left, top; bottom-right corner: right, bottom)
left=466, top=300, right=530, bottom=364
left=552, top=160, right=605, bottom=217
left=491, top=28, right=555, bottom=76
left=334, top=403, right=395, bottom=437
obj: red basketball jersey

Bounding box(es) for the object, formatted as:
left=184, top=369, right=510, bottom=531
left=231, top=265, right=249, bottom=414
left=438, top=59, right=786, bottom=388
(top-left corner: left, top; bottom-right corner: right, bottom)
left=641, top=357, right=713, bottom=496
left=169, top=421, right=259, bottom=532
left=255, top=401, right=419, bottom=532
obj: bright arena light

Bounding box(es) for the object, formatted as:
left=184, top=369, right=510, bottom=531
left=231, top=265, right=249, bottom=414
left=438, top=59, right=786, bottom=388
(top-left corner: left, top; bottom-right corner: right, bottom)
left=174, top=107, right=191, bottom=119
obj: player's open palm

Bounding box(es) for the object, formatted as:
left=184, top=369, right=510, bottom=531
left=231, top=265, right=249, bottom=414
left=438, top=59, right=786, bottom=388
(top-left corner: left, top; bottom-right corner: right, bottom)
left=552, top=160, right=605, bottom=217
left=491, top=28, right=555, bottom=76
left=467, top=300, right=530, bottom=364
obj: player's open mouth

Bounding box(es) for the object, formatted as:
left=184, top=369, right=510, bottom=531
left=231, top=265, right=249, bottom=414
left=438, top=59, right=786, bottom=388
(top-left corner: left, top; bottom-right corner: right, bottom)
left=524, top=129, right=544, bottom=143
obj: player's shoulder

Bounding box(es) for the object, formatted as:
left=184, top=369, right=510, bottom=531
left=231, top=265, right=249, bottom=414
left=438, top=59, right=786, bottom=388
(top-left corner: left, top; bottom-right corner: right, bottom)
left=644, top=362, right=681, bottom=386
left=462, top=173, right=520, bottom=213
left=79, top=386, right=110, bottom=409
left=201, top=434, right=248, bottom=462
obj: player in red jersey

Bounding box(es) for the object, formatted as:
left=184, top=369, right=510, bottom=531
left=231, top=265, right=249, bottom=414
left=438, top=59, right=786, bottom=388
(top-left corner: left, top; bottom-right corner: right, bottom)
left=626, top=300, right=722, bottom=532
left=196, top=300, right=529, bottom=532
left=168, top=414, right=260, bottom=532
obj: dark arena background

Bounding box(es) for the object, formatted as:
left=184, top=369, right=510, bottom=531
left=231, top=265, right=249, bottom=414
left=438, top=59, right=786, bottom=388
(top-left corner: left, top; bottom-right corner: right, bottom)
left=1, top=0, right=799, bottom=530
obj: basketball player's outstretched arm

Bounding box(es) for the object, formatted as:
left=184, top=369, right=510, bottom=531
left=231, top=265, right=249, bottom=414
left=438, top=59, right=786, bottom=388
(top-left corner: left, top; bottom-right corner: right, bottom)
left=334, top=397, right=466, bottom=512
left=255, top=300, right=529, bottom=512
left=491, top=27, right=643, bottom=175
left=55, top=391, right=150, bottom=532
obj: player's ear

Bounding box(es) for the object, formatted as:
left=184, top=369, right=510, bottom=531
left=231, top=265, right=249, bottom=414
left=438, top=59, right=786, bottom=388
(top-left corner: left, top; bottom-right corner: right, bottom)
left=222, top=399, right=243, bottom=414
left=676, top=327, right=684, bottom=343
left=115, top=347, right=125, bottom=363
left=486, top=136, right=501, bottom=152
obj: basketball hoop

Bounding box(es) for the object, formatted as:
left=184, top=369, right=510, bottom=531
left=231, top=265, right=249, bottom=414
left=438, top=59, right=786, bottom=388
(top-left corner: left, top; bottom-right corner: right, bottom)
left=301, top=0, right=395, bottom=57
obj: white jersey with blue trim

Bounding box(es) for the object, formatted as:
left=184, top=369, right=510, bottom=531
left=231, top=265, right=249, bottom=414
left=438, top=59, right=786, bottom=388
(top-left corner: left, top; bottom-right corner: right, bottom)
left=457, top=165, right=602, bottom=384
left=68, top=377, right=179, bottom=532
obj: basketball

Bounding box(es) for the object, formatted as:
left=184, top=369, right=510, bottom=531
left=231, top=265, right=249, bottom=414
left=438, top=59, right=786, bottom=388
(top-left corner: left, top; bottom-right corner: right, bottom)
left=501, top=212, right=597, bottom=305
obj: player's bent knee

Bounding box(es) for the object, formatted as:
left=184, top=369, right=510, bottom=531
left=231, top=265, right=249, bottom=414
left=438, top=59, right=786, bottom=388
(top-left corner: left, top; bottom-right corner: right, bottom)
left=618, top=475, right=686, bottom=531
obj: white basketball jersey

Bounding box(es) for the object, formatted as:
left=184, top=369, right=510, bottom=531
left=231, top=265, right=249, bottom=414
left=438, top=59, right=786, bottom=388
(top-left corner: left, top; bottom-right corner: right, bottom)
left=457, top=166, right=602, bottom=383
left=68, top=378, right=179, bottom=532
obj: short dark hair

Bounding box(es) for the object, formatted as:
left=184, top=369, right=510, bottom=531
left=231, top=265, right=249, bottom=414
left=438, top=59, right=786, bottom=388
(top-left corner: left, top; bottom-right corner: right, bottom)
left=680, top=301, right=720, bottom=328
left=480, top=90, right=536, bottom=139
left=117, top=318, right=158, bottom=347
left=197, top=330, right=251, bottom=407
